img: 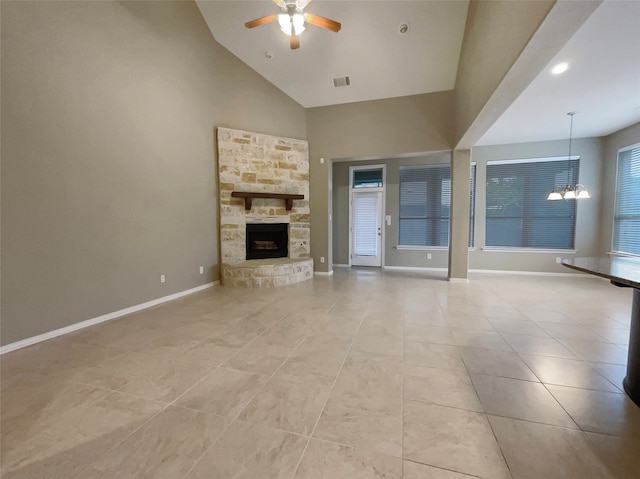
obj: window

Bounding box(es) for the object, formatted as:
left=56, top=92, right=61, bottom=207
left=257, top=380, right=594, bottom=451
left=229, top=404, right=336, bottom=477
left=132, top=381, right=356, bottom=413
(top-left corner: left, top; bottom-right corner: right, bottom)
left=469, top=164, right=476, bottom=247
left=399, top=164, right=476, bottom=247
left=613, top=145, right=640, bottom=256
left=352, top=168, right=383, bottom=188
left=485, top=158, right=578, bottom=249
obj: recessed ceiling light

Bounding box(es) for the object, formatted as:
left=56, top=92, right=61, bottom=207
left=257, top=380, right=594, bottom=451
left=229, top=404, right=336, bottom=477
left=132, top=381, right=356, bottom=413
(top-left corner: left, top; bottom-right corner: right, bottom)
left=399, top=23, right=409, bottom=34
left=551, top=62, right=569, bottom=75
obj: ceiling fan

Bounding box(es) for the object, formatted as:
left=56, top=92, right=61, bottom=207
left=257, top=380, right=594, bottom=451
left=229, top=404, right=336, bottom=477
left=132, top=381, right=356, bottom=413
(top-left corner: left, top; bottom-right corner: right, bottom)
left=244, top=0, right=341, bottom=50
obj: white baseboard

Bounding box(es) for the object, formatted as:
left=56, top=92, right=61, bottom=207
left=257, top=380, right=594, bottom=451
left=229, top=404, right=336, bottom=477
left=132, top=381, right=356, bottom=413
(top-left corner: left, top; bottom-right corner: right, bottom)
left=0, top=282, right=218, bottom=355
left=314, top=270, right=334, bottom=276
left=383, top=265, right=448, bottom=273
left=469, top=269, right=587, bottom=277
left=448, top=277, right=470, bottom=283
left=383, top=265, right=588, bottom=278
left=333, top=264, right=350, bottom=268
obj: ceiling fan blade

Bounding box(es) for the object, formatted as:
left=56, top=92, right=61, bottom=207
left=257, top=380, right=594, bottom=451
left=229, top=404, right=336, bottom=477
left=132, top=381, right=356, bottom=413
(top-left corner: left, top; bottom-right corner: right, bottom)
left=244, top=15, right=277, bottom=29
left=305, top=13, right=341, bottom=33
left=290, top=32, right=300, bottom=50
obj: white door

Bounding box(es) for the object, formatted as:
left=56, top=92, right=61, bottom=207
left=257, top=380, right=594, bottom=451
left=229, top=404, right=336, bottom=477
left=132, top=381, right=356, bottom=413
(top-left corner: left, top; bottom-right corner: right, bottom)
left=351, top=190, right=383, bottom=266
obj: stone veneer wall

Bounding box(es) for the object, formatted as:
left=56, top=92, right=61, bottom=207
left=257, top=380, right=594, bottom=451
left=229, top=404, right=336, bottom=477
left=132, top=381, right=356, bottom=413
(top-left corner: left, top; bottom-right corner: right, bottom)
left=217, top=127, right=310, bottom=266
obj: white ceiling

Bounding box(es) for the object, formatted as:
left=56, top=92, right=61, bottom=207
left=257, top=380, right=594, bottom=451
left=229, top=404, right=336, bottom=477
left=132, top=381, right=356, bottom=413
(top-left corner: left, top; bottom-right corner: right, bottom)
left=477, top=0, right=640, bottom=146
left=196, top=0, right=640, bottom=146
left=196, top=0, right=469, bottom=108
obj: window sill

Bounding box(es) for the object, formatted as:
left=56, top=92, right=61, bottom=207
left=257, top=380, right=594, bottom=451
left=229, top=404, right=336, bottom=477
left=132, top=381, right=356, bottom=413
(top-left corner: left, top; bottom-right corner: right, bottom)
left=607, top=251, right=640, bottom=258
left=482, top=247, right=578, bottom=254
left=396, top=246, right=476, bottom=251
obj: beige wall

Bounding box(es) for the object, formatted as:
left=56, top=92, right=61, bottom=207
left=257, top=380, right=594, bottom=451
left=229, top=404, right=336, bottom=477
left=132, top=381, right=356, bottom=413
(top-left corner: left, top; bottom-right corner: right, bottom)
left=307, top=91, right=455, bottom=272
left=332, top=153, right=452, bottom=269
left=331, top=136, right=617, bottom=275
left=600, top=122, right=640, bottom=254
left=454, top=0, right=554, bottom=143
left=0, top=0, right=306, bottom=345
left=469, top=138, right=604, bottom=273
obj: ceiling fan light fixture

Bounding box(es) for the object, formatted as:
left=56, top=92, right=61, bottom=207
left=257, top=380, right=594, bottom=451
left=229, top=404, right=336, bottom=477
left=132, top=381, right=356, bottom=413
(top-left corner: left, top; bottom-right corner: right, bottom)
left=278, top=13, right=305, bottom=36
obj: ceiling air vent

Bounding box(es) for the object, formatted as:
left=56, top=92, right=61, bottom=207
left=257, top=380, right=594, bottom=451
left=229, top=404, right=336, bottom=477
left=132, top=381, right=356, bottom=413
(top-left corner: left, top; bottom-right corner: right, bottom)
left=333, top=76, right=351, bottom=88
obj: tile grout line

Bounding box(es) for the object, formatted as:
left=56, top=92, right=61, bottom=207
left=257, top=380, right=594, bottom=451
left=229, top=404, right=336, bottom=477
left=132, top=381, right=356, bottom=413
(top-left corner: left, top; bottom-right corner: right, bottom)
left=290, top=309, right=368, bottom=477
left=177, top=311, right=315, bottom=479
left=74, top=304, right=290, bottom=479
left=72, top=396, right=173, bottom=478
left=169, top=307, right=299, bottom=409
left=401, top=304, right=406, bottom=478
left=403, top=458, right=487, bottom=479
left=66, top=304, right=267, bottom=477
left=179, top=304, right=342, bottom=479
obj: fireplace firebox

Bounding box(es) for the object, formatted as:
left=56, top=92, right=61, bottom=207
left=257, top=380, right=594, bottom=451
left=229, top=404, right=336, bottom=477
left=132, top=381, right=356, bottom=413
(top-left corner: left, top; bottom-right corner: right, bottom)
left=246, top=223, right=288, bottom=260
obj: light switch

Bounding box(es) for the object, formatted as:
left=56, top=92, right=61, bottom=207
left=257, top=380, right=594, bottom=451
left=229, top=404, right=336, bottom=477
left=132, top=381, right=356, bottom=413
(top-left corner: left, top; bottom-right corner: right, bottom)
left=385, top=215, right=391, bottom=226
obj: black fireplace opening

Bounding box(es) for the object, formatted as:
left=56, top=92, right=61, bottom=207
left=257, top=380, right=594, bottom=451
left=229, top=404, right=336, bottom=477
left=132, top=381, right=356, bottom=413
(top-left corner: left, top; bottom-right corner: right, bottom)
left=246, top=223, right=288, bottom=260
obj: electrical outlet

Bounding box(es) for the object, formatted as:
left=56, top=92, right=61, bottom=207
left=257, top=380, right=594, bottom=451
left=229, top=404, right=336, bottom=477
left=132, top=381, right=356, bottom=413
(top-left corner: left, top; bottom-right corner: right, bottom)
left=556, top=257, right=562, bottom=264
left=320, top=257, right=325, bottom=263
left=427, top=253, right=432, bottom=260
left=199, top=266, right=204, bottom=274
left=160, top=274, right=166, bottom=283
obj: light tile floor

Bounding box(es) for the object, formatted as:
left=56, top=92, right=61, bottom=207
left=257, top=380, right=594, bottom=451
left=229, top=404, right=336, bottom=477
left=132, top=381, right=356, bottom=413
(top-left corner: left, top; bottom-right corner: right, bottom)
left=2, top=268, right=640, bottom=478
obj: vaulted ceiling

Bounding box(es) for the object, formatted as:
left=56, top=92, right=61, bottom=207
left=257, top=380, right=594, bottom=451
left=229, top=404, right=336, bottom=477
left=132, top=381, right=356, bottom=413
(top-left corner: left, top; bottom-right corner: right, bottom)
left=197, top=0, right=640, bottom=146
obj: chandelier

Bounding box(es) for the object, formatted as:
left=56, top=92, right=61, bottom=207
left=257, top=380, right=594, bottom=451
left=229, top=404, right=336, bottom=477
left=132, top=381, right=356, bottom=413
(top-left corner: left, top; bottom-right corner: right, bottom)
left=547, top=112, right=590, bottom=200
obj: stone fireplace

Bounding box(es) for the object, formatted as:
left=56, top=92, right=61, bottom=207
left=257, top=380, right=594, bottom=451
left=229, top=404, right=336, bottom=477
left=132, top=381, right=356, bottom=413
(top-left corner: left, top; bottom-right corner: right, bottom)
left=217, top=127, right=313, bottom=287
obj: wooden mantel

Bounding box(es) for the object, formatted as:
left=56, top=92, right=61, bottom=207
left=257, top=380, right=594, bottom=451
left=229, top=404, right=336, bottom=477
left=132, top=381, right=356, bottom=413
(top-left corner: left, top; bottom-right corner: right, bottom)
left=231, top=191, right=304, bottom=211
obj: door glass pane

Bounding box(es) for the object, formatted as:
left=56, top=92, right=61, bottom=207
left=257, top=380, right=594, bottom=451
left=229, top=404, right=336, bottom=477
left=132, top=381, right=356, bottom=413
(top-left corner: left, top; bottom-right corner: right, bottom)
left=354, top=193, right=378, bottom=256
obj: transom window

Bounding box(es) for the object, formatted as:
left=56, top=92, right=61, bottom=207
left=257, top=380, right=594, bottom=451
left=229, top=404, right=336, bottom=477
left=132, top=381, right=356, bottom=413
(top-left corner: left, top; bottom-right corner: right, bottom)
left=352, top=168, right=383, bottom=188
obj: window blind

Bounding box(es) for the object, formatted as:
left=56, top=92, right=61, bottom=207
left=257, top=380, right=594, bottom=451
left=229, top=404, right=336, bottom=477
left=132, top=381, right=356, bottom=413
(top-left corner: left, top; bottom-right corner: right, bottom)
left=353, top=192, right=379, bottom=256
left=469, top=164, right=476, bottom=247
left=399, top=164, right=476, bottom=247
left=485, top=158, right=578, bottom=249
left=613, top=145, right=640, bottom=256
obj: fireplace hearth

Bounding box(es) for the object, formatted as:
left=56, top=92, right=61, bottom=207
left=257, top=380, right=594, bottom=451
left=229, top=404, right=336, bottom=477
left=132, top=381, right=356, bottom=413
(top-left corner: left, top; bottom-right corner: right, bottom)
left=246, top=223, right=288, bottom=260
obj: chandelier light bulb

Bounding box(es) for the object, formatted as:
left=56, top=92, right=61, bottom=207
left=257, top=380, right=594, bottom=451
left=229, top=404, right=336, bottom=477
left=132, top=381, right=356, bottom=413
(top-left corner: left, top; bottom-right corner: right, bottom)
left=547, top=191, right=563, bottom=201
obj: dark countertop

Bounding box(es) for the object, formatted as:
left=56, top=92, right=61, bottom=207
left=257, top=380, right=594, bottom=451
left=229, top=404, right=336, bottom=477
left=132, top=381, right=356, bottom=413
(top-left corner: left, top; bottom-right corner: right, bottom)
left=561, top=256, right=640, bottom=289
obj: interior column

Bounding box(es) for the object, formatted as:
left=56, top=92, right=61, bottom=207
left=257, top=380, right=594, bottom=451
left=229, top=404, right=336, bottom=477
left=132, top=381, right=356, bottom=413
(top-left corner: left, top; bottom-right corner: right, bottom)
left=448, top=149, right=471, bottom=281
